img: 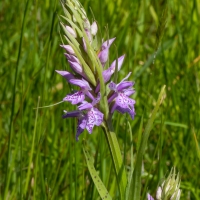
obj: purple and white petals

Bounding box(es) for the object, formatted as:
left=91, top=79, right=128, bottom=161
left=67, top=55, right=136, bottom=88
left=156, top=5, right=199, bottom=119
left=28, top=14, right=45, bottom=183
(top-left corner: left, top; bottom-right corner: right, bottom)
left=75, top=107, right=104, bottom=140
left=63, top=91, right=85, bottom=104
left=92, top=108, right=104, bottom=126
left=123, top=88, right=135, bottom=96
left=109, top=82, right=117, bottom=91
left=57, top=18, right=136, bottom=141
left=70, top=79, right=91, bottom=90
left=78, top=101, right=93, bottom=110
left=117, top=81, right=134, bottom=91
left=86, top=108, right=104, bottom=133
left=114, top=93, right=136, bottom=119
left=108, top=74, right=136, bottom=119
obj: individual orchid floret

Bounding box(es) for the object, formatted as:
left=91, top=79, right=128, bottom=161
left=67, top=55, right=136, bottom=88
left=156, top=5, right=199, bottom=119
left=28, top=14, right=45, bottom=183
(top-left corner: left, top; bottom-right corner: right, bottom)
left=98, top=38, right=116, bottom=66
left=95, top=55, right=125, bottom=93
left=67, top=60, right=88, bottom=79
left=84, top=20, right=98, bottom=42
left=64, top=53, right=81, bottom=64
left=55, top=70, right=75, bottom=82
left=63, top=78, right=94, bottom=104
left=103, top=55, right=125, bottom=82
left=62, top=97, right=103, bottom=141
left=78, top=92, right=101, bottom=110
left=63, top=53, right=88, bottom=78
left=60, top=44, right=75, bottom=55
left=82, top=21, right=98, bottom=52
left=66, top=25, right=77, bottom=38
left=108, top=73, right=136, bottom=119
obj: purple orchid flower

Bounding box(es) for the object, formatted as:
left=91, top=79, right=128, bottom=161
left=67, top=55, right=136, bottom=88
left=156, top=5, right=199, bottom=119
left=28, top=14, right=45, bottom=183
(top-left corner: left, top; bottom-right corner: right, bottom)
left=62, top=93, right=103, bottom=140
left=56, top=70, right=94, bottom=104
left=98, top=38, right=116, bottom=66
left=95, top=55, right=125, bottom=93
left=108, top=73, right=136, bottom=119
left=63, top=78, right=95, bottom=104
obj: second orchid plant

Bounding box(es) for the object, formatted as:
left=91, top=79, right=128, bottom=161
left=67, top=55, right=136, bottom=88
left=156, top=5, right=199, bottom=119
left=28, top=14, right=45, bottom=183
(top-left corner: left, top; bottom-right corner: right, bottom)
left=56, top=0, right=176, bottom=199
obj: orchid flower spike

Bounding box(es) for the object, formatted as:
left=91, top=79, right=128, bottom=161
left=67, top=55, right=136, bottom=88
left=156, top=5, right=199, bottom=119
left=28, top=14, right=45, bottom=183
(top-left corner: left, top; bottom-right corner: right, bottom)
left=56, top=0, right=136, bottom=140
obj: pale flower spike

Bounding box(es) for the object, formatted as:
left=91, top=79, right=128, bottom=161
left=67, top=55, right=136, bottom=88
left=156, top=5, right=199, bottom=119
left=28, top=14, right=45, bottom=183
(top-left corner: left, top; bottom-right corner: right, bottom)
left=147, top=168, right=181, bottom=200
left=56, top=0, right=136, bottom=140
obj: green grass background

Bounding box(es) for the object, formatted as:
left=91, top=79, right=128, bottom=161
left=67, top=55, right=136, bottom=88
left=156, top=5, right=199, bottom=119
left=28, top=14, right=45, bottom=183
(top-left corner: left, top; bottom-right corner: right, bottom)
left=0, top=0, right=200, bottom=199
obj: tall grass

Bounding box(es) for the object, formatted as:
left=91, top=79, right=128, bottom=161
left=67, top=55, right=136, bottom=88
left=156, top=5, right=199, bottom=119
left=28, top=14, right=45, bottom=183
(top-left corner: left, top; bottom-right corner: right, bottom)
left=0, top=0, right=200, bottom=199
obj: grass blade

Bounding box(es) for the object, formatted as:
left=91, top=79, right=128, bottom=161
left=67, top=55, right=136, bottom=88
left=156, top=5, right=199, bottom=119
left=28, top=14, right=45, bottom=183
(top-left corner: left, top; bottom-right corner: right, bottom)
left=128, top=85, right=166, bottom=200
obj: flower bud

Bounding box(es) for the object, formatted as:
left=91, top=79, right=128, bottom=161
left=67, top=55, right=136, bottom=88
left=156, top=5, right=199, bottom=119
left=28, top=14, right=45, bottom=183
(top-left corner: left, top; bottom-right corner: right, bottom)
left=60, top=45, right=75, bottom=55
left=91, top=21, right=98, bottom=35
left=156, top=187, right=162, bottom=200
left=66, top=26, right=77, bottom=38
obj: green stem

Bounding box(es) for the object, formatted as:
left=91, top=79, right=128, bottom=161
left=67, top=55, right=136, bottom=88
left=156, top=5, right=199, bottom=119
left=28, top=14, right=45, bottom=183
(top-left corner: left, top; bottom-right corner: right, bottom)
left=102, top=120, right=127, bottom=200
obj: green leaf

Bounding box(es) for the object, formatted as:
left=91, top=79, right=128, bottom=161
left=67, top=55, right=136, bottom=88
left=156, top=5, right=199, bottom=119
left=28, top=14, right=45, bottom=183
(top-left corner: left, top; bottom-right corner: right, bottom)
left=125, top=121, right=134, bottom=200
left=136, top=116, right=143, bottom=152
left=128, top=85, right=166, bottom=200
left=83, top=143, right=112, bottom=200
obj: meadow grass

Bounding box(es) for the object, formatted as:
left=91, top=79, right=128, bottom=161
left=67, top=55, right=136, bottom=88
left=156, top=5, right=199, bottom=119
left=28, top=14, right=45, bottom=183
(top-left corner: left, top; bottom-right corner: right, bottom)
left=0, top=0, right=200, bottom=199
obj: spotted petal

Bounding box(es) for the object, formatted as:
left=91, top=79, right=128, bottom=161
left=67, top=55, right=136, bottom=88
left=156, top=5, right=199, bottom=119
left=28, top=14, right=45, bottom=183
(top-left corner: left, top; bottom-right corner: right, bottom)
left=111, top=93, right=136, bottom=119
left=93, top=108, right=104, bottom=126
left=86, top=108, right=104, bottom=133
left=63, top=91, right=85, bottom=104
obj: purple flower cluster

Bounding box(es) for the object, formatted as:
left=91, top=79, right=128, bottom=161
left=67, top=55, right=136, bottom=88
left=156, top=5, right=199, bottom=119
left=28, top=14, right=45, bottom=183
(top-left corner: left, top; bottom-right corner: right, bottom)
left=56, top=4, right=136, bottom=140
